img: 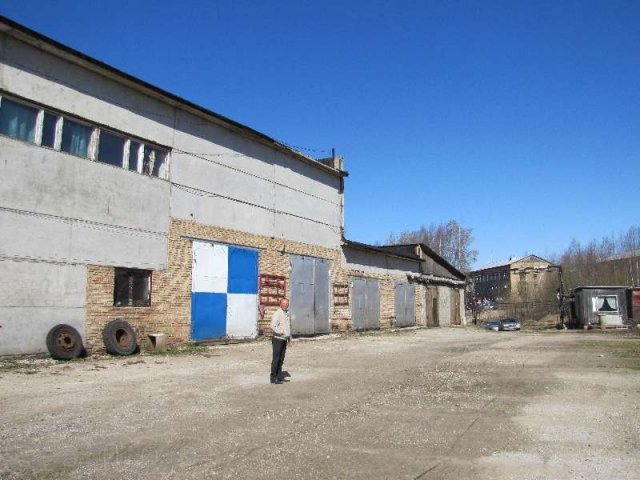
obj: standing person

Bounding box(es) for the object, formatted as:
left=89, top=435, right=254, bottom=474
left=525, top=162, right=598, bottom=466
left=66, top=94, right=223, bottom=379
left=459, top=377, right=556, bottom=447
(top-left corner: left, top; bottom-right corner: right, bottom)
left=270, top=298, right=291, bottom=384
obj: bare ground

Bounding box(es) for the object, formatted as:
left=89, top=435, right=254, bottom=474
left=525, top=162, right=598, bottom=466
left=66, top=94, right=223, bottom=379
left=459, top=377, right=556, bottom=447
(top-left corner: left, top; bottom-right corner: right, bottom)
left=1, top=328, right=639, bottom=480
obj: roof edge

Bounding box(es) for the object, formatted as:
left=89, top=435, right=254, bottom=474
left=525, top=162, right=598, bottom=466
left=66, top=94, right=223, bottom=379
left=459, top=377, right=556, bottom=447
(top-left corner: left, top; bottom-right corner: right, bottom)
left=378, top=243, right=466, bottom=280
left=342, top=239, right=421, bottom=262
left=0, top=15, right=347, bottom=179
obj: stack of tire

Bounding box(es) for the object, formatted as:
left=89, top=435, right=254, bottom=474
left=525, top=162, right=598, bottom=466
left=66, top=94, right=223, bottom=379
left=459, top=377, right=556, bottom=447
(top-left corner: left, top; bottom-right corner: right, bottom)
left=46, top=320, right=138, bottom=360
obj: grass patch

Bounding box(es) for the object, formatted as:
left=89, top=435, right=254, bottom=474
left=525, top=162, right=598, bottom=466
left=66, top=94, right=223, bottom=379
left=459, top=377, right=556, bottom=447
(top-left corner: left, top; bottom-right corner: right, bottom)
left=147, top=344, right=209, bottom=356
left=581, top=339, right=640, bottom=370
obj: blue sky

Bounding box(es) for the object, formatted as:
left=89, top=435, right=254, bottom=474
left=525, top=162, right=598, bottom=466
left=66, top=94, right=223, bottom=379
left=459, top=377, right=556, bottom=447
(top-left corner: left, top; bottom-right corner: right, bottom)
left=2, top=1, right=638, bottom=268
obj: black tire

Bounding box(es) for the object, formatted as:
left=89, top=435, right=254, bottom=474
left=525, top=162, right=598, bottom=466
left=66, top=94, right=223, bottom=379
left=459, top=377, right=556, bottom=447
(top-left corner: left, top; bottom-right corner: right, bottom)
left=46, top=324, right=84, bottom=360
left=103, top=320, right=137, bottom=356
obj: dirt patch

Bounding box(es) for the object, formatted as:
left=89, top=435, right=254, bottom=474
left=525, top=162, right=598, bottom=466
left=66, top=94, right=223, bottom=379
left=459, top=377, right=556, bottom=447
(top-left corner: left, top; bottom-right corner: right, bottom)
left=1, top=329, right=638, bottom=479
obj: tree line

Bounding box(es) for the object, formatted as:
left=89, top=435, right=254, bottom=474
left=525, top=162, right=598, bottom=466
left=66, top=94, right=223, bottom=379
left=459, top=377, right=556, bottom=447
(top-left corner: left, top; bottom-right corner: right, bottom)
left=555, top=225, right=640, bottom=289
left=384, top=221, right=640, bottom=291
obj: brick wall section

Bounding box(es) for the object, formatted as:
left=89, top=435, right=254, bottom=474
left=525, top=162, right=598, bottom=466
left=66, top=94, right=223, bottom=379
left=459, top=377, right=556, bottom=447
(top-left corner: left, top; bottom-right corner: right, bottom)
left=85, top=219, right=431, bottom=354
left=86, top=219, right=344, bottom=353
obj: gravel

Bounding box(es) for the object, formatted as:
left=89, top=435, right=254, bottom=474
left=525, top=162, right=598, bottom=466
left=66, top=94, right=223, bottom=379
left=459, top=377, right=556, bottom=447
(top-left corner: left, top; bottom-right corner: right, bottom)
left=1, top=328, right=638, bottom=479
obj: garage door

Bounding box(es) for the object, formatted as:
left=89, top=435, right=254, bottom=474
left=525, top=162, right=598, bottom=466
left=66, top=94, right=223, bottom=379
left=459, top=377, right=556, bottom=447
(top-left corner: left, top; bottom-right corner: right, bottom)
left=426, top=286, right=439, bottom=327
left=191, top=241, right=258, bottom=340
left=395, top=281, right=416, bottom=327
left=352, top=277, right=380, bottom=331
left=289, top=255, right=330, bottom=335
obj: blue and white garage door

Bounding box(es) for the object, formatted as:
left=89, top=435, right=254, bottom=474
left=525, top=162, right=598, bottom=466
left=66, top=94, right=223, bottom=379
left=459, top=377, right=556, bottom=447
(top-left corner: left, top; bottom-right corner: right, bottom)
left=191, top=241, right=259, bottom=340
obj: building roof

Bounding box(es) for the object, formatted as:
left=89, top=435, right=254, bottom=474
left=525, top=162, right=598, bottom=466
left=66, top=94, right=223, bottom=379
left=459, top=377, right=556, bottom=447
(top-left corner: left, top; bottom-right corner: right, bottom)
left=342, top=240, right=466, bottom=285
left=377, top=243, right=466, bottom=281
left=573, top=286, right=630, bottom=292
left=0, top=15, right=347, bottom=179
left=473, top=255, right=555, bottom=272
left=341, top=239, right=421, bottom=262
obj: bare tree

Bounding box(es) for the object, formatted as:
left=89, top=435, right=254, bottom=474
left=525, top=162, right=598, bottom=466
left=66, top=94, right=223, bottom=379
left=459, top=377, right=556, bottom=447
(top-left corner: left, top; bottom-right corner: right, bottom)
left=557, top=225, right=640, bottom=288
left=386, top=220, right=478, bottom=271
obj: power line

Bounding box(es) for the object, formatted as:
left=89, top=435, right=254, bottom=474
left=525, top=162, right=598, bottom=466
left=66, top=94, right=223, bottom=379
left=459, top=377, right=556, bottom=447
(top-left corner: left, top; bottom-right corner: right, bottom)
left=172, top=183, right=342, bottom=233
left=172, top=148, right=342, bottom=207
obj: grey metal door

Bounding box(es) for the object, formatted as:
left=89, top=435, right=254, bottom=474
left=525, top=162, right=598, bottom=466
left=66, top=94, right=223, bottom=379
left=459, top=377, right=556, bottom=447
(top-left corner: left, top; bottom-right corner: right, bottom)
left=395, top=282, right=416, bottom=327
left=352, top=278, right=380, bottom=330
left=313, top=258, right=330, bottom=334
left=289, top=255, right=330, bottom=335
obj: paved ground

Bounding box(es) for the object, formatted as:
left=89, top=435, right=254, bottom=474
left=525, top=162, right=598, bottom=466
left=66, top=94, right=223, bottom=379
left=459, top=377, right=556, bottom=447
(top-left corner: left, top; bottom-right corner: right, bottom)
left=1, top=328, right=639, bottom=480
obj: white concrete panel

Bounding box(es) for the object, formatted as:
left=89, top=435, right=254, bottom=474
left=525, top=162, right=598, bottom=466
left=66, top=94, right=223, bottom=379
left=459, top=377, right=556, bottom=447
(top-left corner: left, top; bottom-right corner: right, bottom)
left=274, top=213, right=341, bottom=250
left=173, top=116, right=275, bottom=180
left=274, top=154, right=342, bottom=203
left=226, top=294, right=257, bottom=338
left=173, top=186, right=341, bottom=249
left=274, top=184, right=341, bottom=227
left=0, top=138, right=170, bottom=234
left=0, top=209, right=167, bottom=269
left=0, top=306, right=85, bottom=355
left=68, top=221, right=166, bottom=269
left=0, top=208, right=72, bottom=261
left=171, top=187, right=275, bottom=237
left=192, top=242, right=228, bottom=293
left=0, top=260, right=85, bottom=308
left=170, top=151, right=272, bottom=209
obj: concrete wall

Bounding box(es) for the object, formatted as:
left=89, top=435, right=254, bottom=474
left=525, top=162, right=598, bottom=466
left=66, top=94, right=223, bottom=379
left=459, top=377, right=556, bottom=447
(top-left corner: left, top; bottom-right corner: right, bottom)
left=0, top=260, right=86, bottom=355
left=342, top=248, right=421, bottom=277
left=0, top=30, right=344, bottom=355
left=1, top=32, right=343, bottom=250
left=510, top=258, right=555, bottom=302
left=0, top=120, right=169, bottom=355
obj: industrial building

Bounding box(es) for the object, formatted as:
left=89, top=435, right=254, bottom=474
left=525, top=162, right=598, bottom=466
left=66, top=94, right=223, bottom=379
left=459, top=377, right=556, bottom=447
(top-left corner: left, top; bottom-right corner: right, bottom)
left=0, top=16, right=465, bottom=356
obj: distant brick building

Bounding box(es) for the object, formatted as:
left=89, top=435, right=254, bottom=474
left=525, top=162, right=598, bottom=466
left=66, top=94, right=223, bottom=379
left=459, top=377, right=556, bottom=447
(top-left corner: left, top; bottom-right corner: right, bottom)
left=471, top=255, right=558, bottom=303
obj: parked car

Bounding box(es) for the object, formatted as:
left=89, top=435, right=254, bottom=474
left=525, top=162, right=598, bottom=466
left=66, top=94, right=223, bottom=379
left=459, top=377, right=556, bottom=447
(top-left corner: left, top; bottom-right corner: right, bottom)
left=482, top=318, right=521, bottom=332
left=499, top=318, right=521, bottom=331
left=483, top=320, right=502, bottom=331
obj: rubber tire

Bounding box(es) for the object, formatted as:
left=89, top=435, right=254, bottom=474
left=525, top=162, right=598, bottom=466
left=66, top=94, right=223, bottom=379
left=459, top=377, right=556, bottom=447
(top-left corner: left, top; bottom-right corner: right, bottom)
left=46, top=324, right=84, bottom=360
left=103, top=320, right=137, bottom=356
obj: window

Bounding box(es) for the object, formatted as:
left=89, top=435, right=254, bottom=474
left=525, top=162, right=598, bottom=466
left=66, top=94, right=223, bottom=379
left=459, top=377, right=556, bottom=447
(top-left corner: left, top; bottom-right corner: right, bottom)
left=114, top=268, right=151, bottom=307
left=0, top=94, right=170, bottom=179
left=593, top=295, right=618, bottom=313
left=128, top=141, right=141, bottom=172
left=41, top=112, right=58, bottom=148
left=143, top=145, right=167, bottom=177
left=61, top=118, right=93, bottom=158
left=0, top=97, right=38, bottom=142
left=97, top=130, right=126, bottom=167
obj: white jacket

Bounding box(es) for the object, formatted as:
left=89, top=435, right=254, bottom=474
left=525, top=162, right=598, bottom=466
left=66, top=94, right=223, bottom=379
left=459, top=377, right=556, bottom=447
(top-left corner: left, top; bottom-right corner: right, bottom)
left=270, top=308, right=291, bottom=340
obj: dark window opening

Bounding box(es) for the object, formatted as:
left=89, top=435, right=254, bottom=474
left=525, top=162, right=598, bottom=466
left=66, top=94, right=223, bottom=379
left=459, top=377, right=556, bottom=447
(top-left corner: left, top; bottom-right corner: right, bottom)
left=114, top=268, right=151, bottom=307
left=41, top=112, right=58, bottom=148
left=97, top=131, right=126, bottom=167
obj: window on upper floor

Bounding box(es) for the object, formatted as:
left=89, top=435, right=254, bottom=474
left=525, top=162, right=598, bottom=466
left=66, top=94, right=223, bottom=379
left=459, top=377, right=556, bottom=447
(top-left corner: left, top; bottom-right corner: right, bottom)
left=41, top=111, right=58, bottom=148
left=97, top=130, right=127, bottom=167
left=61, top=117, right=94, bottom=158
left=0, top=93, right=170, bottom=179
left=0, top=97, right=38, bottom=142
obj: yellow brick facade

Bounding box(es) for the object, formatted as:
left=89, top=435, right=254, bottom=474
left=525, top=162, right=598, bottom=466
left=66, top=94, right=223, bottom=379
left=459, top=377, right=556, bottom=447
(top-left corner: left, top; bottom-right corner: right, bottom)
left=85, top=219, right=426, bottom=354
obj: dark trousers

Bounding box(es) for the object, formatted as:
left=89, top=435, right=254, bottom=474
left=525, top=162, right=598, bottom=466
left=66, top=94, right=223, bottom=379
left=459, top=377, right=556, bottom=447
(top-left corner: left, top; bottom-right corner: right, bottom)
left=271, top=337, right=287, bottom=380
